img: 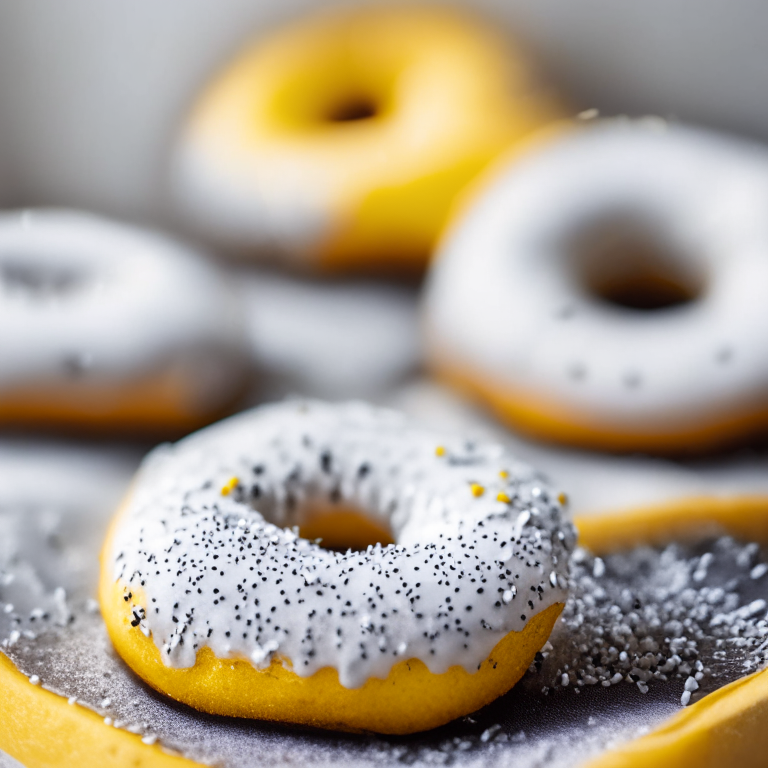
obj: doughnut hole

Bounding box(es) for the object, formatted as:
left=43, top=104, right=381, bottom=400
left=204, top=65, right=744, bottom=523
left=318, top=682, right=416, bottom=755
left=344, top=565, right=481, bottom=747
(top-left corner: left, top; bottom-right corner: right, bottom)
left=0, top=259, right=87, bottom=298
left=265, top=47, right=398, bottom=132
left=569, top=216, right=707, bottom=311
left=238, top=483, right=395, bottom=552
left=298, top=506, right=395, bottom=551
left=324, top=96, right=379, bottom=123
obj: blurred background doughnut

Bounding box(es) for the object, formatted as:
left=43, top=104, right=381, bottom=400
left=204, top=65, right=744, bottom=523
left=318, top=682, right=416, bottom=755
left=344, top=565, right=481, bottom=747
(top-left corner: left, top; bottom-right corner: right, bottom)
left=170, top=5, right=562, bottom=273
left=391, top=380, right=768, bottom=539
left=237, top=269, right=420, bottom=400
left=0, top=209, right=249, bottom=434
left=424, top=121, right=768, bottom=453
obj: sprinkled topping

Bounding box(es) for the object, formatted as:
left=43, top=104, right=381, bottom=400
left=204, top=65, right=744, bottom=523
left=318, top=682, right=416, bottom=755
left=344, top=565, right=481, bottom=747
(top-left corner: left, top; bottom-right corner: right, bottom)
left=497, top=492, right=511, bottom=504
left=220, top=476, right=240, bottom=496
left=536, top=535, right=768, bottom=704
left=435, top=446, right=446, bottom=457
left=109, top=400, right=575, bottom=688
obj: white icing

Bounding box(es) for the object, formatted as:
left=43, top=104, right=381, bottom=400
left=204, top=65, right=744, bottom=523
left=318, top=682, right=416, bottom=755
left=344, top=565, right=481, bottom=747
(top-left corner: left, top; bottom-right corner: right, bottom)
left=235, top=268, right=421, bottom=398
left=0, top=209, right=248, bottom=414
left=109, top=400, right=575, bottom=689
left=424, top=121, right=768, bottom=434
left=173, top=140, right=332, bottom=263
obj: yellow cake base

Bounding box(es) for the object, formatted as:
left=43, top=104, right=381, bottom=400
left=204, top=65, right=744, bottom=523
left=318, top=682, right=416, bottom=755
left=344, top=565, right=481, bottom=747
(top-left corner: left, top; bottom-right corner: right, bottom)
left=431, top=361, right=768, bottom=455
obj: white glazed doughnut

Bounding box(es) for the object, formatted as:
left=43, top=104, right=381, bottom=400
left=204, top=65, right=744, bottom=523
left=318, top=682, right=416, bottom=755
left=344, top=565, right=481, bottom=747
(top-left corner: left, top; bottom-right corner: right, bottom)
left=0, top=209, right=248, bottom=432
left=171, top=5, right=562, bottom=274
left=100, top=399, right=575, bottom=733
left=424, top=121, right=768, bottom=453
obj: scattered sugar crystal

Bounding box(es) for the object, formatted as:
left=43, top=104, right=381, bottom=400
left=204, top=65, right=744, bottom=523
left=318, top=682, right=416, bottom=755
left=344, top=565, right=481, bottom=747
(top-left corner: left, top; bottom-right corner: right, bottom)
left=545, top=536, right=768, bottom=704
left=751, top=564, right=768, bottom=580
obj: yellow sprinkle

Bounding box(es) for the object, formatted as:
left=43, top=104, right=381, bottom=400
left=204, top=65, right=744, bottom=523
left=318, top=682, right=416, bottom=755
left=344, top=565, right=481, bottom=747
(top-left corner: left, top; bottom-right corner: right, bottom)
left=557, top=492, right=568, bottom=506
left=470, top=483, right=485, bottom=498
left=496, top=492, right=511, bottom=503
left=499, top=470, right=509, bottom=480
left=435, top=445, right=446, bottom=457
left=221, top=476, right=239, bottom=496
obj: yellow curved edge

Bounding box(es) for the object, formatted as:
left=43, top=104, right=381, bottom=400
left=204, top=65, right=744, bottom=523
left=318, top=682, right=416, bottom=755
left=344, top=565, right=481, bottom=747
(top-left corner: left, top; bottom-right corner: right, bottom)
left=430, top=361, right=768, bottom=454
left=100, top=560, right=560, bottom=734
left=577, top=496, right=768, bottom=555
left=0, top=651, right=193, bottom=768
left=0, top=367, right=241, bottom=436
left=576, top=497, right=768, bottom=768
left=185, top=5, right=564, bottom=274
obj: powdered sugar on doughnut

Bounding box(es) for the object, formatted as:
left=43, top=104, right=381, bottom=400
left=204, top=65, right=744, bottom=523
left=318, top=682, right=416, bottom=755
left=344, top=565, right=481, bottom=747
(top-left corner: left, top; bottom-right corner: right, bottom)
left=108, top=400, right=575, bottom=688
left=0, top=208, right=247, bottom=414
left=424, top=121, right=768, bottom=440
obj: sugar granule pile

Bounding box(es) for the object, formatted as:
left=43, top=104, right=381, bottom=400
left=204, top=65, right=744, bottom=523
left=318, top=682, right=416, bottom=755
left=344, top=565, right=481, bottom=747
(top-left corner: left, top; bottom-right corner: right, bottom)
left=536, top=536, right=768, bottom=706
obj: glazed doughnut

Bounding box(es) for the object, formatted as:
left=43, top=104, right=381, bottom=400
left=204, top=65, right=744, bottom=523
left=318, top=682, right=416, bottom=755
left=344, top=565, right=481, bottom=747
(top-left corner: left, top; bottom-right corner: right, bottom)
left=241, top=269, right=420, bottom=399
left=100, top=400, right=575, bottom=734
left=0, top=209, right=248, bottom=432
left=424, top=121, right=768, bottom=453
left=8, top=407, right=768, bottom=765
left=172, top=6, right=562, bottom=274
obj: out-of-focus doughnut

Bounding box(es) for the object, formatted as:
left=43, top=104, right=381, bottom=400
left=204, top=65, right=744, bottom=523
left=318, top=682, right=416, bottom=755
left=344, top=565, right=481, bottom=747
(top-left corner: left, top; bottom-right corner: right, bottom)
left=424, top=121, right=768, bottom=453
left=172, top=6, right=562, bottom=274
left=390, top=380, right=768, bottom=552
left=100, top=399, right=574, bottom=734
left=0, top=209, right=248, bottom=433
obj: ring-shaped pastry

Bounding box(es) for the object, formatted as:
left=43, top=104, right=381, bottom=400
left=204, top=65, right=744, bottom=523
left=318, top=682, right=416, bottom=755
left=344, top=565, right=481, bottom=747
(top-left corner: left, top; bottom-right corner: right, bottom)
left=6, top=409, right=768, bottom=763
left=424, top=121, right=768, bottom=453
left=172, top=6, right=562, bottom=274
left=0, top=209, right=248, bottom=432
left=100, top=400, right=574, bottom=734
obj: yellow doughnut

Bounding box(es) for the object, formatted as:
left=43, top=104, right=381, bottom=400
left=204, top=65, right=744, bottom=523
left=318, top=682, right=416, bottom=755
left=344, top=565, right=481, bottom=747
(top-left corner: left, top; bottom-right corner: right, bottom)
left=172, top=6, right=562, bottom=274
left=6, top=427, right=768, bottom=764
left=99, top=400, right=574, bottom=733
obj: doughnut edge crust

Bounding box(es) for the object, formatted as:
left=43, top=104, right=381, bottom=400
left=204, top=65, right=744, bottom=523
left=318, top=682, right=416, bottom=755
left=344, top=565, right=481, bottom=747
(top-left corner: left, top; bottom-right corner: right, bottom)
left=0, top=651, right=194, bottom=768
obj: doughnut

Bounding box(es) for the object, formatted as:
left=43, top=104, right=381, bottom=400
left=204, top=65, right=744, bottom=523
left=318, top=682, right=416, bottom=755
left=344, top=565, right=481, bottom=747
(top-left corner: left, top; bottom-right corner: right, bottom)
left=240, top=268, right=420, bottom=399
left=0, top=209, right=248, bottom=433
left=172, top=6, right=562, bottom=274
left=423, top=120, right=768, bottom=453
left=6, top=430, right=768, bottom=766
left=99, top=399, right=575, bottom=734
